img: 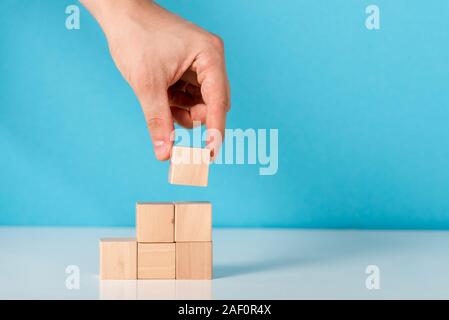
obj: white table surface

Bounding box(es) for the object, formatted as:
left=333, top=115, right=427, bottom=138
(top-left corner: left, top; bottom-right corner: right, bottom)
left=0, top=227, right=448, bottom=299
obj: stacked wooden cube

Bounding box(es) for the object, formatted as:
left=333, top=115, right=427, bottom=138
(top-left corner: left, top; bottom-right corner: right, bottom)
left=100, top=147, right=213, bottom=280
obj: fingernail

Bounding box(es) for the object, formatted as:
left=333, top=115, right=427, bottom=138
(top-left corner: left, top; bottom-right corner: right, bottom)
left=153, top=140, right=169, bottom=160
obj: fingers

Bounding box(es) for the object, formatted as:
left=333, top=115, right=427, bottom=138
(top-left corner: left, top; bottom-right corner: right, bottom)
left=185, top=83, right=202, bottom=99
left=189, top=103, right=207, bottom=124
left=193, top=45, right=230, bottom=158
left=168, top=89, right=195, bottom=109
left=171, top=107, right=193, bottom=128
left=168, top=82, right=206, bottom=128
left=137, top=90, right=174, bottom=161
left=171, top=103, right=207, bottom=128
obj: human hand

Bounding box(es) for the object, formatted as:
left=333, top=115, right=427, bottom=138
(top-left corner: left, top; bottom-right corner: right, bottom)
left=81, top=0, right=230, bottom=160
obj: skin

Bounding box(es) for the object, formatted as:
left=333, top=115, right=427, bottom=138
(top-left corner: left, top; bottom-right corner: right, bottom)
left=80, top=0, right=230, bottom=160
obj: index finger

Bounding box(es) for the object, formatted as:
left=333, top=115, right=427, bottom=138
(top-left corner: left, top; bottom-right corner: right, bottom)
left=194, top=52, right=230, bottom=157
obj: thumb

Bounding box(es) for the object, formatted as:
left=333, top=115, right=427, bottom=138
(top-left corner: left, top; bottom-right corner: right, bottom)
left=137, top=90, right=174, bottom=161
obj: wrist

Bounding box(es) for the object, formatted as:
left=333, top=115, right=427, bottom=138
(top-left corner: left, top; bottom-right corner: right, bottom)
left=80, top=0, right=156, bottom=36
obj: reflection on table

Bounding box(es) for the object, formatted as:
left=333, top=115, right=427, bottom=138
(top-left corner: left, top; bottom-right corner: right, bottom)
left=99, top=280, right=212, bottom=300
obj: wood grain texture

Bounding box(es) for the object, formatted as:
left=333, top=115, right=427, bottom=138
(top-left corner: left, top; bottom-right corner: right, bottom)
left=168, top=146, right=210, bottom=187
left=176, top=242, right=212, bottom=280
left=99, top=238, right=137, bottom=280
left=138, top=243, right=176, bottom=279
left=175, top=202, right=212, bottom=242
left=136, top=203, right=174, bottom=243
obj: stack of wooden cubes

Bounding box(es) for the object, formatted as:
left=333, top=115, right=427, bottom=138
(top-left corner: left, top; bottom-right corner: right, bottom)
left=100, top=147, right=213, bottom=280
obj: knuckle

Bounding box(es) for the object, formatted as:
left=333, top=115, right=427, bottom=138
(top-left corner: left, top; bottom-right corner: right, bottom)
left=208, top=34, right=225, bottom=52
left=146, top=117, right=166, bottom=130
left=217, top=97, right=229, bottom=110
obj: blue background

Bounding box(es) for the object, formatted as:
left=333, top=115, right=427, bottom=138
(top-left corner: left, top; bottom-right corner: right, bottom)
left=1, top=0, right=449, bottom=228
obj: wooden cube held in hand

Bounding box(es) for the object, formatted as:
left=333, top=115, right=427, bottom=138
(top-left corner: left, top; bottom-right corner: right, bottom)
left=175, top=202, right=212, bottom=242
left=100, top=238, right=137, bottom=280
left=168, top=146, right=210, bottom=187
left=136, top=202, right=174, bottom=243
left=176, top=242, right=212, bottom=280
left=138, top=243, right=176, bottom=279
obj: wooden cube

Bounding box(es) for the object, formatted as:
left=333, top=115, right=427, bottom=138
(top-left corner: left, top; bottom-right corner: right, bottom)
left=168, top=146, right=210, bottom=187
left=175, top=202, right=212, bottom=242
left=99, top=238, right=137, bottom=280
left=136, top=202, right=174, bottom=243
left=138, top=243, right=176, bottom=279
left=176, top=242, right=212, bottom=280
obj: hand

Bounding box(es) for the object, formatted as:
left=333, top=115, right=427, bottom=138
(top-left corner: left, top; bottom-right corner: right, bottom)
left=81, top=0, right=230, bottom=160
